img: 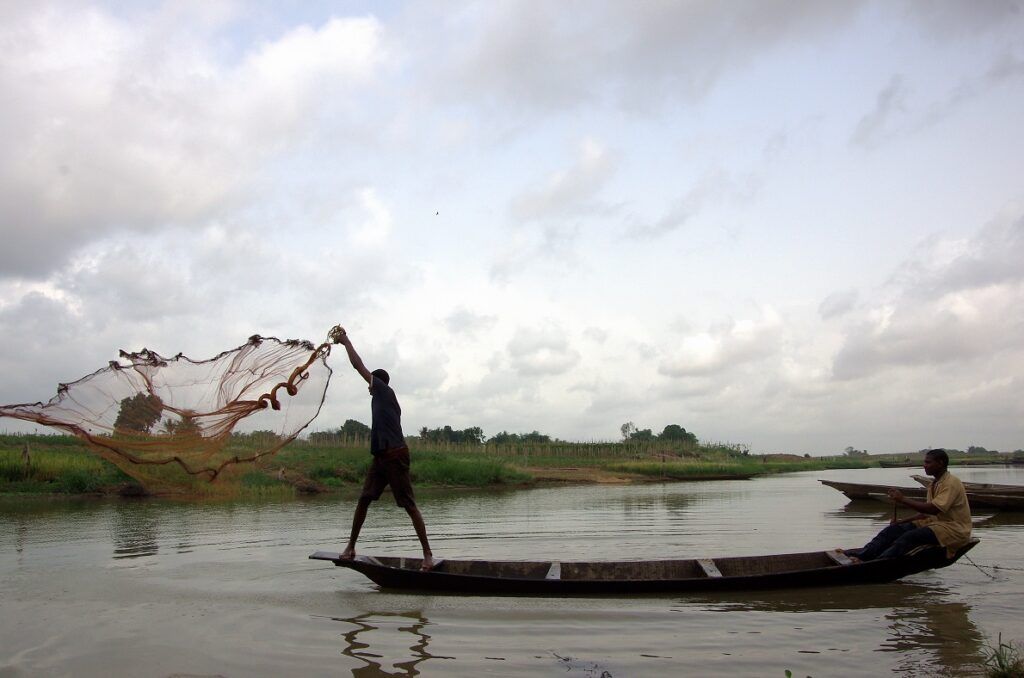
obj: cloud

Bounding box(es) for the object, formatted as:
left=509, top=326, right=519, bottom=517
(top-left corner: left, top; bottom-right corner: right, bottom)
left=507, top=324, right=581, bottom=376
left=436, top=1, right=864, bottom=111
left=348, top=188, right=394, bottom=247
left=819, top=289, right=859, bottom=319
left=918, top=52, right=1024, bottom=130
left=510, top=138, right=618, bottom=221
left=659, top=308, right=783, bottom=377
left=900, top=0, right=1024, bottom=40
left=850, top=75, right=909, bottom=148
left=851, top=52, right=1024, bottom=149
left=445, top=307, right=497, bottom=336
left=582, top=327, right=608, bottom=344
left=0, top=6, right=386, bottom=278
left=626, top=168, right=760, bottom=239
left=488, top=222, right=583, bottom=283
left=832, top=212, right=1024, bottom=379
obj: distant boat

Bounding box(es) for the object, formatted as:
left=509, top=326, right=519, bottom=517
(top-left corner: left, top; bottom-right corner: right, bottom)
left=309, top=540, right=979, bottom=594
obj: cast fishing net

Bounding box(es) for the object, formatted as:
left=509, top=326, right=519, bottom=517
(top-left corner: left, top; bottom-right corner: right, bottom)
left=0, top=326, right=346, bottom=491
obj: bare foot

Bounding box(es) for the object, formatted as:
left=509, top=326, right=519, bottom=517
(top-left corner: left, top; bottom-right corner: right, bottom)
left=339, top=547, right=355, bottom=561
left=420, top=555, right=436, bottom=571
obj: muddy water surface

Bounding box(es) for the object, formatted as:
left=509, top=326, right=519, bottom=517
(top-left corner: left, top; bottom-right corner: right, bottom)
left=2, top=467, right=1023, bottom=676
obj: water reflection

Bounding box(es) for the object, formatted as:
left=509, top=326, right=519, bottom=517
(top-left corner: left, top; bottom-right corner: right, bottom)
left=334, top=611, right=452, bottom=677
left=687, top=582, right=986, bottom=675
left=110, top=502, right=159, bottom=559
left=882, top=596, right=986, bottom=676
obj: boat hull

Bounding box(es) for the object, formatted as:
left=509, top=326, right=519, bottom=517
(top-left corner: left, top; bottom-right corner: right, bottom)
left=821, top=479, right=1024, bottom=511
left=819, top=479, right=925, bottom=500
left=309, top=541, right=978, bottom=595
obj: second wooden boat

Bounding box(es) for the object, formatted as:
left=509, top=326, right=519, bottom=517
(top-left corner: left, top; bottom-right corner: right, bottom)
left=818, top=479, right=925, bottom=500
left=911, top=474, right=1024, bottom=496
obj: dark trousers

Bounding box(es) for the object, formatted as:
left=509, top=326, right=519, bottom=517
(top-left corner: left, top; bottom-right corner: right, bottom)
left=858, top=522, right=939, bottom=561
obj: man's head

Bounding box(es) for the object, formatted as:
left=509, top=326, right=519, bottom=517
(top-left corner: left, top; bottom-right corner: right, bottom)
left=371, top=368, right=390, bottom=385
left=923, top=448, right=949, bottom=476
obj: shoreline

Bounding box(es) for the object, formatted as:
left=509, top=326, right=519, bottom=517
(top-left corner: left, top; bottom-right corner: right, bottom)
left=3, top=433, right=1018, bottom=499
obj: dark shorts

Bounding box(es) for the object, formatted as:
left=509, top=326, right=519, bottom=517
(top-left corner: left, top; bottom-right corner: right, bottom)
left=360, top=446, right=416, bottom=509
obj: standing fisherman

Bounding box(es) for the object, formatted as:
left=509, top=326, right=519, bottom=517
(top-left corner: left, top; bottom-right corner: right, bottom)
left=335, top=328, right=436, bottom=571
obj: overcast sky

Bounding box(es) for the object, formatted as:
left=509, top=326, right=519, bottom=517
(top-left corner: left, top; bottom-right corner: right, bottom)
left=1, top=1, right=1022, bottom=454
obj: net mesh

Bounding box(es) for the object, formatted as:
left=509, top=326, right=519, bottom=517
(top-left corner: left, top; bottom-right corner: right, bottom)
left=0, top=328, right=344, bottom=491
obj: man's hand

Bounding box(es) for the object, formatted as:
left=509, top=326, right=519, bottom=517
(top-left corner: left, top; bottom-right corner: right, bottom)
left=887, top=488, right=905, bottom=504
left=329, top=325, right=349, bottom=345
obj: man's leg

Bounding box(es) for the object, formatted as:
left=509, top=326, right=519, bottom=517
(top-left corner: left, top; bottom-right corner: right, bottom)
left=404, top=503, right=435, bottom=571
left=879, top=526, right=939, bottom=559
left=857, top=522, right=916, bottom=561
left=340, top=496, right=373, bottom=560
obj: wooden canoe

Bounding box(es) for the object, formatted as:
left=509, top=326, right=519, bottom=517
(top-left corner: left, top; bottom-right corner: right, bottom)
left=963, top=494, right=1024, bottom=510
left=308, top=540, right=979, bottom=594
left=819, top=479, right=926, bottom=500
left=911, top=474, right=1024, bottom=496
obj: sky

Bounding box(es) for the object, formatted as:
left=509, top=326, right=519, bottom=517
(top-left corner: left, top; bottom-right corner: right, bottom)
left=1, top=0, right=1023, bottom=455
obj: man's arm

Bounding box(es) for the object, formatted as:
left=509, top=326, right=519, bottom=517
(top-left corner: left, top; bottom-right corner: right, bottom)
left=888, top=489, right=940, bottom=515
left=335, top=328, right=372, bottom=384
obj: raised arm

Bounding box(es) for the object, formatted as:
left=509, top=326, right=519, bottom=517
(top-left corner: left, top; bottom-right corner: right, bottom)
left=335, top=328, right=372, bottom=384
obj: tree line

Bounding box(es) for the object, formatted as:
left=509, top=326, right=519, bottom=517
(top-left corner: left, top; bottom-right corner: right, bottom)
left=306, top=420, right=699, bottom=446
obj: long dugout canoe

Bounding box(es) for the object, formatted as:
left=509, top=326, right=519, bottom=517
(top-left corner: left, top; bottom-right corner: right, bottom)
left=821, top=478, right=1024, bottom=511
left=911, top=474, right=1024, bottom=496
left=309, top=540, right=978, bottom=594
left=818, top=479, right=926, bottom=500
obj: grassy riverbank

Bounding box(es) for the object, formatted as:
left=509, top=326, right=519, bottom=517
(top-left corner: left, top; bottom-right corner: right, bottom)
left=1, top=432, right=1016, bottom=496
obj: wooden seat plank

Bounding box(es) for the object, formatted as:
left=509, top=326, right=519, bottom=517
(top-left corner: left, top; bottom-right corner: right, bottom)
left=697, top=558, right=723, bottom=578
left=826, top=549, right=854, bottom=566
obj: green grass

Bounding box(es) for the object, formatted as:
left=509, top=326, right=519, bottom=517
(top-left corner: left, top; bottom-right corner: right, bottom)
left=271, top=443, right=530, bottom=487
left=606, top=457, right=872, bottom=480
left=4, top=432, right=971, bottom=497
left=0, top=441, right=132, bottom=494
left=982, top=634, right=1023, bottom=678
left=411, top=452, right=532, bottom=485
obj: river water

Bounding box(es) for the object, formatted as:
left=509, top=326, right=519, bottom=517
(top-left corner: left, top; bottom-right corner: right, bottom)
left=1, top=467, right=1023, bottom=677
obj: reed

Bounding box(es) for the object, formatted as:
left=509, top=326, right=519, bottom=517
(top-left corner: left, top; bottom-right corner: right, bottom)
left=0, top=432, right=877, bottom=495
left=0, top=447, right=130, bottom=493
left=982, top=634, right=1023, bottom=678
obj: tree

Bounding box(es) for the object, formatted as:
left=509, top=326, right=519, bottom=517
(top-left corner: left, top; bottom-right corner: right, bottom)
left=629, top=428, right=655, bottom=442
left=162, top=415, right=202, bottom=438
left=418, top=425, right=485, bottom=444
left=339, top=419, right=370, bottom=438
left=967, top=445, right=989, bottom=455
left=521, top=430, right=551, bottom=443
left=113, top=393, right=164, bottom=434
left=658, top=424, right=698, bottom=445
left=620, top=422, right=637, bottom=441
left=489, top=430, right=551, bottom=444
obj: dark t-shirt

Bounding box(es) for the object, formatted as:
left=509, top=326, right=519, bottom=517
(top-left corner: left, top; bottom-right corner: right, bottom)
left=369, top=376, right=405, bottom=456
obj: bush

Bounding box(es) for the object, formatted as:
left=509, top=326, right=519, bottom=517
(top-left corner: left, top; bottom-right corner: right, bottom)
left=56, top=469, right=103, bottom=494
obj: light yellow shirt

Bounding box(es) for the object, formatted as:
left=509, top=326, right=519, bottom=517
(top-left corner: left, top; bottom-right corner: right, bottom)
left=914, top=472, right=972, bottom=557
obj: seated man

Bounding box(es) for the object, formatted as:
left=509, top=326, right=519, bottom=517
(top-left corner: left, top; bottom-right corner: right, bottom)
left=852, top=449, right=972, bottom=561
